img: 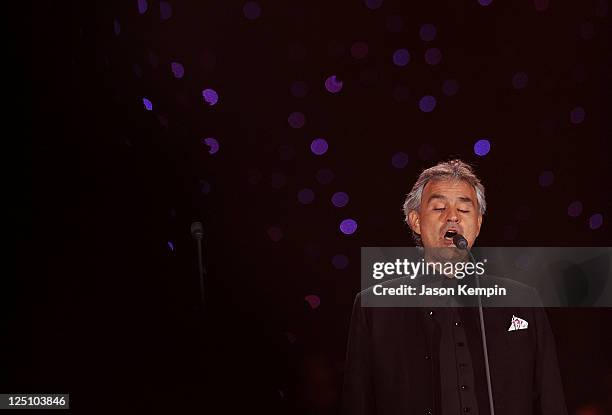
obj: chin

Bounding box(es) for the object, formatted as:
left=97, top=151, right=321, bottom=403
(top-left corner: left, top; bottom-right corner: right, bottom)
left=423, top=245, right=467, bottom=262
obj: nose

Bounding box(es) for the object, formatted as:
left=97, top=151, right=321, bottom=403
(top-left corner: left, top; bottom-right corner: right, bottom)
left=446, top=208, right=460, bottom=223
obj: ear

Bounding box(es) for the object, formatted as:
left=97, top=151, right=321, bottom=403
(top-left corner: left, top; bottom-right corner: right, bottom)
left=475, top=214, right=483, bottom=238
left=407, top=210, right=421, bottom=235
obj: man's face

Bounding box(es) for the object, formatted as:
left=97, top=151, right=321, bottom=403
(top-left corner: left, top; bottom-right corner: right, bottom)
left=408, top=179, right=482, bottom=251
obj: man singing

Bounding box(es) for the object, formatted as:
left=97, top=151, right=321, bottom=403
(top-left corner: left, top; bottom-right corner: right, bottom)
left=341, top=159, right=567, bottom=415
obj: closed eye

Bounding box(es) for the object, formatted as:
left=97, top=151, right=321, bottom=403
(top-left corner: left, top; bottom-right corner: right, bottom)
left=433, top=208, right=445, bottom=211
left=458, top=209, right=470, bottom=213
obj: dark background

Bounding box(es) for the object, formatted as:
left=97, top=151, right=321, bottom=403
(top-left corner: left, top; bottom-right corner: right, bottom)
left=7, top=0, right=612, bottom=413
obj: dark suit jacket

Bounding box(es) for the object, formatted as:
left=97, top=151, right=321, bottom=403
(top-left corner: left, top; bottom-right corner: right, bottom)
left=341, top=281, right=568, bottom=415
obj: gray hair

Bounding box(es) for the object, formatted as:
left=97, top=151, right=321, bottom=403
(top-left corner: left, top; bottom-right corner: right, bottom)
left=402, top=159, right=486, bottom=245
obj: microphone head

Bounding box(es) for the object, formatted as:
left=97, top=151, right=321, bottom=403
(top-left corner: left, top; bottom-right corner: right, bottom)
left=191, top=221, right=204, bottom=240
left=452, top=234, right=469, bottom=250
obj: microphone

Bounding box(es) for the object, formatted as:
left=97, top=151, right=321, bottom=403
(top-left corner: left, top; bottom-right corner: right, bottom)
left=191, top=221, right=204, bottom=240
left=452, top=233, right=496, bottom=415
left=452, top=233, right=469, bottom=250
left=191, top=221, right=206, bottom=307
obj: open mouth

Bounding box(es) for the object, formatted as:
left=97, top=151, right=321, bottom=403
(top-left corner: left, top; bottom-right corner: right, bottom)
left=444, top=230, right=458, bottom=240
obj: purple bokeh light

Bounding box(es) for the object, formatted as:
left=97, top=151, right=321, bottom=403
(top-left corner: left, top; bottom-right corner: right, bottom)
left=113, top=19, right=121, bottom=36
left=247, top=169, right=263, bottom=185
left=316, top=168, right=335, bottom=184
left=171, top=62, right=184, bottom=79
left=297, top=188, right=315, bottom=205
left=159, top=1, right=172, bottom=20
left=570, top=106, right=585, bottom=124
left=157, top=114, right=168, bottom=128
left=595, top=0, right=608, bottom=17
left=167, top=241, right=175, bottom=252
left=363, top=0, right=383, bottom=10
left=533, top=0, right=549, bottom=11
left=442, top=79, right=459, bottom=96
left=478, top=0, right=493, bottom=6
left=133, top=63, right=143, bottom=78
left=243, top=1, right=261, bottom=20
left=138, top=0, right=148, bottom=14
left=538, top=171, right=554, bottom=187
left=580, top=22, right=595, bottom=40
left=311, top=138, right=329, bottom=155
left=392, top=49, right=410, bottom=66
left=332, top=254, right=349, bottom=270
left=474, top=139, right=491, bottom=156
left=285, top=331, right=296, bottom=344
left=504, top=225, right=518, bottom=241
left=391, top=152, right=409, bottom=168
left=203, top=137, right=219, bottom=154
left=515, top=205, right=531, bottom=222
left=200, top=180, right=211, bottom=195
left=290, top=81, right=307, bottom=98
left=324, top=75, right=343, bottom=93
left=288, top=111, right=306, bottom=129
left=512, top=72, right=528, bottom=89
left=148, top=50, right=159, bottom=68
left=331, top=192, right=349, bottom=207
left=202, top=88, right=219, bottom=106
left=514, top=253, right=533, bottom=270
left=305, top=294, right=321, bottom=309
left=340, top=219, right=358, bottom=235
left=424, top=48, right=442, bottom=65
left=567, top=201, right=583, bottom=218
left=143, top=97, right=153, bottom=111
left=267, top=226, right=283, bottom=242
left=419, top=95, right=437, bottom=112
left=419, top=24, right=437, bottom=42
left=350, top=42, right=369, bottom=59
left=589, top=213, right=603, bottom=230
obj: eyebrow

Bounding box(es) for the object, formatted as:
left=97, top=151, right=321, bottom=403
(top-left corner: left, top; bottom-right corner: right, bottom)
left=427, top=194, right=475, bottom=205
left=458, top=196, right=474, bottom=204
left=427, top=194, right=447, bottom=203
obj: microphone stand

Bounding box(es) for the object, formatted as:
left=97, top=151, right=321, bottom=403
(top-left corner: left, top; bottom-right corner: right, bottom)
left=454, top=235, right=495, bottom=415
left=196, top=238, right=205, bottom=306
left=191, top=222, right=207, bottom=308
left=469, top=249, right=495, bottom=415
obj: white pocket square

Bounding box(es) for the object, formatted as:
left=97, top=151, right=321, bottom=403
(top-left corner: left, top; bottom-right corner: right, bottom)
left=508, top=315, right=528, bottom=331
